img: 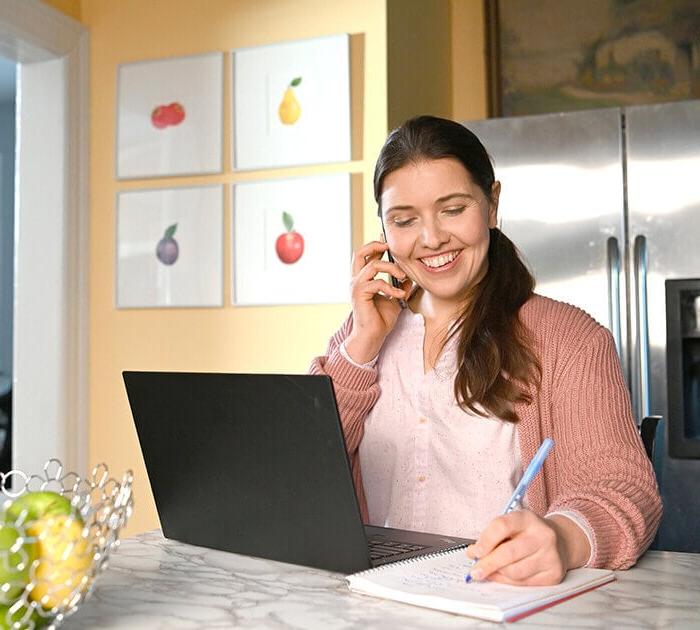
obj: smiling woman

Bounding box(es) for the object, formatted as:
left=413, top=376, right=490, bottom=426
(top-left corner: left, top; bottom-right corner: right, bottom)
left=310, top=115, right=662, bottom=587
left=380, top=160, right=495, bottom=307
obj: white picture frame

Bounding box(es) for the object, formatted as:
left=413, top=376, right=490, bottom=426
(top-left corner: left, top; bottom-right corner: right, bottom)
left=233, top=34, right=351, bottom=170
left=233, top=174, right=351, bottom=305
left=116, top=186, right=223, bottom=308
left=116, top=53, right=223, bottom=179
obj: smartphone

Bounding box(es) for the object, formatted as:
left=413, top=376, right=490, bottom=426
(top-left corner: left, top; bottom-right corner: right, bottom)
left=381, top=223, right=407, bottom=309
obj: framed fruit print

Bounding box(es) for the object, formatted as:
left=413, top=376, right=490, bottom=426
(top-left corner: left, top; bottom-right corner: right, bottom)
left=232, top=174, right=351, bottom=305
left=232, top=34, right=351, bottom=170
left=116, top=53, right=223, bottom=179
left=116, top=186, right=223, bottom=308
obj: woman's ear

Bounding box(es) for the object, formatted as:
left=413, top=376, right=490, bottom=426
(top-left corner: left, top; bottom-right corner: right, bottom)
left=488, top=181, right=501, bottom=229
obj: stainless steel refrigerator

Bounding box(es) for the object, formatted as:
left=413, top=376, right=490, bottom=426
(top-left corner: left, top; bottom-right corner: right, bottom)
left=466, top=100, right=700, bottom=552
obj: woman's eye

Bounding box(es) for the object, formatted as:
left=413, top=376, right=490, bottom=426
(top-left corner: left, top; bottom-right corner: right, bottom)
left=444, top=206, right=465, bottom=215
left=392, top=217, right=415, bottom=227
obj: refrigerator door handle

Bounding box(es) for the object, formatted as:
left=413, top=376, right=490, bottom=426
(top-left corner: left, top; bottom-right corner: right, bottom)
left=634, top=234, right=651, bottom=420
left=606, top=236, right=623, bottom=363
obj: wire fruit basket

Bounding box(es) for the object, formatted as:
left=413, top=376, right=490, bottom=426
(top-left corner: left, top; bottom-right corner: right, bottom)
left=0, top=459, right=133, bottom=629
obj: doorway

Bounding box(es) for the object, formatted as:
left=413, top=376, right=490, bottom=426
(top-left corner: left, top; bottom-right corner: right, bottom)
left=0, top=1, right=88, bottom=478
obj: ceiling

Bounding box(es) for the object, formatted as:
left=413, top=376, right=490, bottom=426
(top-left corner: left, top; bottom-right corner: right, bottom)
left=0, top=57, right=16, bottom=104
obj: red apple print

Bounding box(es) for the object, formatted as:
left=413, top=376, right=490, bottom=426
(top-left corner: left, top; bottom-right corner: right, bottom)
left=151, top=105, right=169, bottom=128
left=167, top=102, right=185, bottom=125
left=150, top=102, right=186, bottom=129
left=156, top=223, right=179, bottom=265
left=275, top=212, right=304, bottom=264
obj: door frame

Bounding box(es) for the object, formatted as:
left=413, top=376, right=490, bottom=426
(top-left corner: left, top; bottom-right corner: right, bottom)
left=0, top=0, right=88, bottom=476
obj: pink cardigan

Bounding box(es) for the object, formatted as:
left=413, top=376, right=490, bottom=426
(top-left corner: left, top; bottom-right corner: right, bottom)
left=310, top=295, right=662, bottom=570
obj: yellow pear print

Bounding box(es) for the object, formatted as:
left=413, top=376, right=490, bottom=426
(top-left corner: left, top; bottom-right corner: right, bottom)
left=278, top=77, right=302, bottom=125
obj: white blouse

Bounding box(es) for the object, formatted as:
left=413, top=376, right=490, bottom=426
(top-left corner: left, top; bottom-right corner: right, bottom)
left=357, top=309, right=524, bottom=539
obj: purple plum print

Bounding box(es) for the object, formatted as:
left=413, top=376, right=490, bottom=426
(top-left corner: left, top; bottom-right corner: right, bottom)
left=156, top=223, right=179, bottom=265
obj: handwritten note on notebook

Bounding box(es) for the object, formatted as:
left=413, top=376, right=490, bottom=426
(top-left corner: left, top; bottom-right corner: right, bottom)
left=346, top=548, right=615, bottom=622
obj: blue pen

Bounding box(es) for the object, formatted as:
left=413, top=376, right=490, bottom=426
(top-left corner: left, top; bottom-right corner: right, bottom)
left=465, top=438, right=554, bottom=583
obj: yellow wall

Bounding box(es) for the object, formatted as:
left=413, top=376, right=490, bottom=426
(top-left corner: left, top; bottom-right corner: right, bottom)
left=450, top=0, right=488, bottom=121
left=387, top=0, right=452, bottom=130
left=42, top=0, right=81, bottom=21
left=80, top=0, right=388, bottom=536
left=386, top=0, right=487, bottom=128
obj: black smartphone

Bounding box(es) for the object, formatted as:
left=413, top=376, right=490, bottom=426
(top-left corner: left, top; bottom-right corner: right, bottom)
left=380, top=223, right=407, bottom=309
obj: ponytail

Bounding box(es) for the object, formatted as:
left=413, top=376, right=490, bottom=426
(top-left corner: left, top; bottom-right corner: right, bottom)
left=449, top=228, right=541, bottom=422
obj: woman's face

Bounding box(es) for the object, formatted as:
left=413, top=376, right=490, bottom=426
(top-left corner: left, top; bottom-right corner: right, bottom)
left=381, top=158, right=499, bottom=304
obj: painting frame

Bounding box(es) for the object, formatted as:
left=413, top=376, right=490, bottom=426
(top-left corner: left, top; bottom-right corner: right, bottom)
left=232, top=174, right=352, bottom=306
left=232, top=34, right=351, bottom=171
left=116, top=185, right=224, bottom=309
left=116, top=52, right=223, bottom=179
left=484, top=0, right=503, bottom=119
left=485, top=0, right=700, bottom=118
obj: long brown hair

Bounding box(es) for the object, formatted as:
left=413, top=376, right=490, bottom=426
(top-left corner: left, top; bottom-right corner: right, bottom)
left=374, top=116, right=540, bottom=422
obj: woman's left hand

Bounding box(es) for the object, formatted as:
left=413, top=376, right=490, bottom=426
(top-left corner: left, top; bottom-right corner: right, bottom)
left=465, top=511, right=591, bottom=586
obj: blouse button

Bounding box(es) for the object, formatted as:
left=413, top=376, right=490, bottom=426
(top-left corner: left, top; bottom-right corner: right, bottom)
left=417, top=475, right=426, bottom=482
left=419, top=417, right=427, bottom=424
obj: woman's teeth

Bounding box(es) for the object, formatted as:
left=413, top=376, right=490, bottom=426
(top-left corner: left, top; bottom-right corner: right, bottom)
left=420, top=251, right=458, bottom=268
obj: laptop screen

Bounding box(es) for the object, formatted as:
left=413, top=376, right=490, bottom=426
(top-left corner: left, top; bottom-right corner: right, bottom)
left=124, top=371, right=373, bottom=573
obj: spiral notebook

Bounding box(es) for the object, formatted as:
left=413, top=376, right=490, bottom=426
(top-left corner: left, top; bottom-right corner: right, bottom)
left=346, top=547, right=615, bottom=622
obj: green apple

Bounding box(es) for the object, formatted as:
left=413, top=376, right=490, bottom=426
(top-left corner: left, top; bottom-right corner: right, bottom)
left=0, top=603, right=48, bottom=629
left=0, top=491, right=75, bottom=608
left=0, top=523, right=36, bottom=604
left=5, top=492, right=73, bottom=523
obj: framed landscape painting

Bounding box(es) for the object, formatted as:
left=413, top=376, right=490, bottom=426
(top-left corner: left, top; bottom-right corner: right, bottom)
left=486, top=0, right=700, bottom=117
left=117, top=186, right=223, bottom=308
left=232, top=34, right=351, bottom=170
left=117, top=53, right=223, bottom=178
left=232, top=174, right=351, bottom=305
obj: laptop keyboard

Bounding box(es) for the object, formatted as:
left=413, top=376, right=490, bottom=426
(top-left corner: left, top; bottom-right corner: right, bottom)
left=367, top=538, right=429, bottom=561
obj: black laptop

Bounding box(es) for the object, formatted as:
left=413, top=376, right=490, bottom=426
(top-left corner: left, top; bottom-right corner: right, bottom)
left=123, top=371, right=472, bottom=573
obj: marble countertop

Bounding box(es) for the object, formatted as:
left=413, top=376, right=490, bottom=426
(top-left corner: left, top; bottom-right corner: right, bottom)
left=66, top=530, right=700, bottom=629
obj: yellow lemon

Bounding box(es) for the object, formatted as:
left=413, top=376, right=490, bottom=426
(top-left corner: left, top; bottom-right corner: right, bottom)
left=27, top=515, right=92, bottom=609
left=278, top=77, right=302, bottom=125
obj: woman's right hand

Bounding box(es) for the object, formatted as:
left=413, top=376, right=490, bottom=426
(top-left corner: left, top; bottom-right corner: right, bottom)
left=345, top=241, right=411, bottom=364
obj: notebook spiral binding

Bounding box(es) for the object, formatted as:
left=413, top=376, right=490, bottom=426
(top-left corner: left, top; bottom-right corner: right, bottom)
left=352, top=543, right=468, bottom=577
